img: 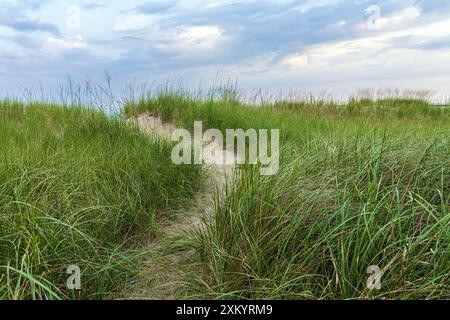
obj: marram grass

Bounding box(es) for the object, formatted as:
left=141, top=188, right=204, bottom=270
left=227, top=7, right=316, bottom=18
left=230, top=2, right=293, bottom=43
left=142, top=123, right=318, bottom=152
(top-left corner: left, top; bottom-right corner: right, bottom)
left=0, top=101, right=201, bottom=299
left=125, top=92, right=449, bottom=300
left=0, top=90, right=448, bottom=300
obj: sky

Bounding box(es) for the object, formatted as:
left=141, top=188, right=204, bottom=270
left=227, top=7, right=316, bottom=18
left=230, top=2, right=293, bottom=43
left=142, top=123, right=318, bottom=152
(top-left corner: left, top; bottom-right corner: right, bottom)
left=1, top=0, right=450, bottom=98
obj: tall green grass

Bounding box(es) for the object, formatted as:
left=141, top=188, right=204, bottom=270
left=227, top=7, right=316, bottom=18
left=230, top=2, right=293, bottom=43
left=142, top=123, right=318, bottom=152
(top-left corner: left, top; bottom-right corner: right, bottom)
left=0, top=100, right=201, bottom=299
left=195, top=137, right=449, bottom=299
left=125, top=92, right=449, bottom=299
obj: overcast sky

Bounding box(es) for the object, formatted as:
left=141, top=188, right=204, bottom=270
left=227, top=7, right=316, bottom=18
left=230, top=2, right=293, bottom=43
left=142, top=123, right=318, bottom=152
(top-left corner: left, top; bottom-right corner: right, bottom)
left=1, top=0, right=450, bottom=97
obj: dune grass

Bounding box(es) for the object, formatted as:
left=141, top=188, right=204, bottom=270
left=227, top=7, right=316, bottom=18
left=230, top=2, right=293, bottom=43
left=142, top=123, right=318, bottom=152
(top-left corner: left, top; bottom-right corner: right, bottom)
left=0, top=100, right=202, bottom=299
left=125, top=92, right=449, bottom=299
left=0, top=88, right=447, bottom=300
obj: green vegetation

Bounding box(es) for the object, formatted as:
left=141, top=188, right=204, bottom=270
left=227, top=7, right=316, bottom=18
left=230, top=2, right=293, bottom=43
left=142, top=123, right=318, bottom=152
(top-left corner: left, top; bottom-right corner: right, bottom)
left=125, top=93, right=449, bottom=299
left=0, top=88, right=448, bottom=300
left=0, top=100, right=201, bottom=299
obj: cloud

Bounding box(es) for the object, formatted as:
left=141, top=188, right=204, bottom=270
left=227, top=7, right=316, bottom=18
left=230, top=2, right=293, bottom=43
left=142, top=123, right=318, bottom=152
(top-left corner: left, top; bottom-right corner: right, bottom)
left=46, top=34, right=88, bottom=50
left=135, top=0, right=178, bottom=15
left=82, top=3, right=107, bottom=10
left=0, top=16, right=61, bottom=36
left=417, top=0, right=450, bottom=14
left=114, top=14, right=150, bottom=32
left=282, top=53, right=308, bottom=70
left=0, top=0, right=60, bottom=35
left=168, top=25, right=224, bottom=51
left=361, top=5, right=422, bottom=31
left=16, top=0, right=50, bottom=11
left=418, top=35, right=450, bottom=50
left=1, top=0, right=450, bottom=96
left=391, top=34, right=450, bottom=51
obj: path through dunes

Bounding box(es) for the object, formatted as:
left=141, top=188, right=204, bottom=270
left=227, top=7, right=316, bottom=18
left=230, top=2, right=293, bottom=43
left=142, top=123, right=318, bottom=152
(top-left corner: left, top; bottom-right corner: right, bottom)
left=122, top=97, right=449, bottom=299
left=122, top=114, right=236, bottom=299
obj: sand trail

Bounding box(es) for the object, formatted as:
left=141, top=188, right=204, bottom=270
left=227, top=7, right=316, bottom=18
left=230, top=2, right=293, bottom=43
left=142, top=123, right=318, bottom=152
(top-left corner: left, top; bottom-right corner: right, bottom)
left=123, top=114, right=235, bottom=299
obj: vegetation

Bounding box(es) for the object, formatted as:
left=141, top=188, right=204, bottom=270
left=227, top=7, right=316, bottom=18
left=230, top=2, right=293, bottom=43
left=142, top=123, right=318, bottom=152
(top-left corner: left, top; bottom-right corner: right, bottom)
left=0, top=85, right=448, bottom=300
left=125, top=91, right=449, bottom=299
left=0, top=100, right=201, bottom=299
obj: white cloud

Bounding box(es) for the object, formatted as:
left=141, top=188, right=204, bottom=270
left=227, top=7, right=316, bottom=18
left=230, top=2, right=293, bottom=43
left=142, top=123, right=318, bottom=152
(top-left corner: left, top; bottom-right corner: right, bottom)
left=155, top=25, right=225, bottom=54
left=115, top=14, right=149, bottom=32
left=362, top=5, right=422, bottom=31
left=294, top=0, right=344, bottom=14
left=2, top=0, right=450, bottom=97
left=282, top=53, right=308, bottom=69
left=46, top=34, right=87, bottom=50
left=66, top=5, right=81, bottom=30
left=283, top=13, right=450, bottom=71
left=179, top=26, right=222, bottom=47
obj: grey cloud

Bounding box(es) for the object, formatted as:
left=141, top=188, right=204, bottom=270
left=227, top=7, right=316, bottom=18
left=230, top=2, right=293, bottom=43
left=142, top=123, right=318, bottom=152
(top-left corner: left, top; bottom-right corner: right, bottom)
left=395, top=35, right=450, bottom=50
left=0, top=16, right=61, bottom=36
left=17, top=0, right=50, bottom=11
left=0, top=0, right=60, bottom=36
left=417, top=0, right=450, bottom=14
left=419, top=36, right=450, bottom=50
left=2, top=0, right=450, bottom=95
left=135, top=0, right=178, bottom=15
left=104, top=0, right=436, bottom=77
left=82, top=3, right=107, bottom=10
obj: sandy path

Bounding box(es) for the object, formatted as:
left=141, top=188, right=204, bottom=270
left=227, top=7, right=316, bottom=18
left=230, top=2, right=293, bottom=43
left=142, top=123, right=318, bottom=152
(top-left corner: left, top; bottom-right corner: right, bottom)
left=122, top=113, right=235, bottom=299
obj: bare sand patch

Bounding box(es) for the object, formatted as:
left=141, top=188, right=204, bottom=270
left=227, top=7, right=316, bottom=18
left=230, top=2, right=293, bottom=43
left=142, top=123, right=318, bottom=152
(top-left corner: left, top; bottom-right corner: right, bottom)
left=122, top=114, right=236, bottom=299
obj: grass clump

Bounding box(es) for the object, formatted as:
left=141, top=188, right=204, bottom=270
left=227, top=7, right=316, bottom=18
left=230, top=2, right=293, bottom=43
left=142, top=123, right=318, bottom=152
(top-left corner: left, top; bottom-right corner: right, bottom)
left=195, top=137, right=449, bottom=299
left=125, top=91, right=449, bottom=300
left=0, top=101, right=201, bottom=299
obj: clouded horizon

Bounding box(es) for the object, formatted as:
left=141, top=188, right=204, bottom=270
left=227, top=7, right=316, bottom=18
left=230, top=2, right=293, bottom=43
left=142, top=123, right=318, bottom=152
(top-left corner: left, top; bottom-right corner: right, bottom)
left=1, top=0, right=450, bottom=99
